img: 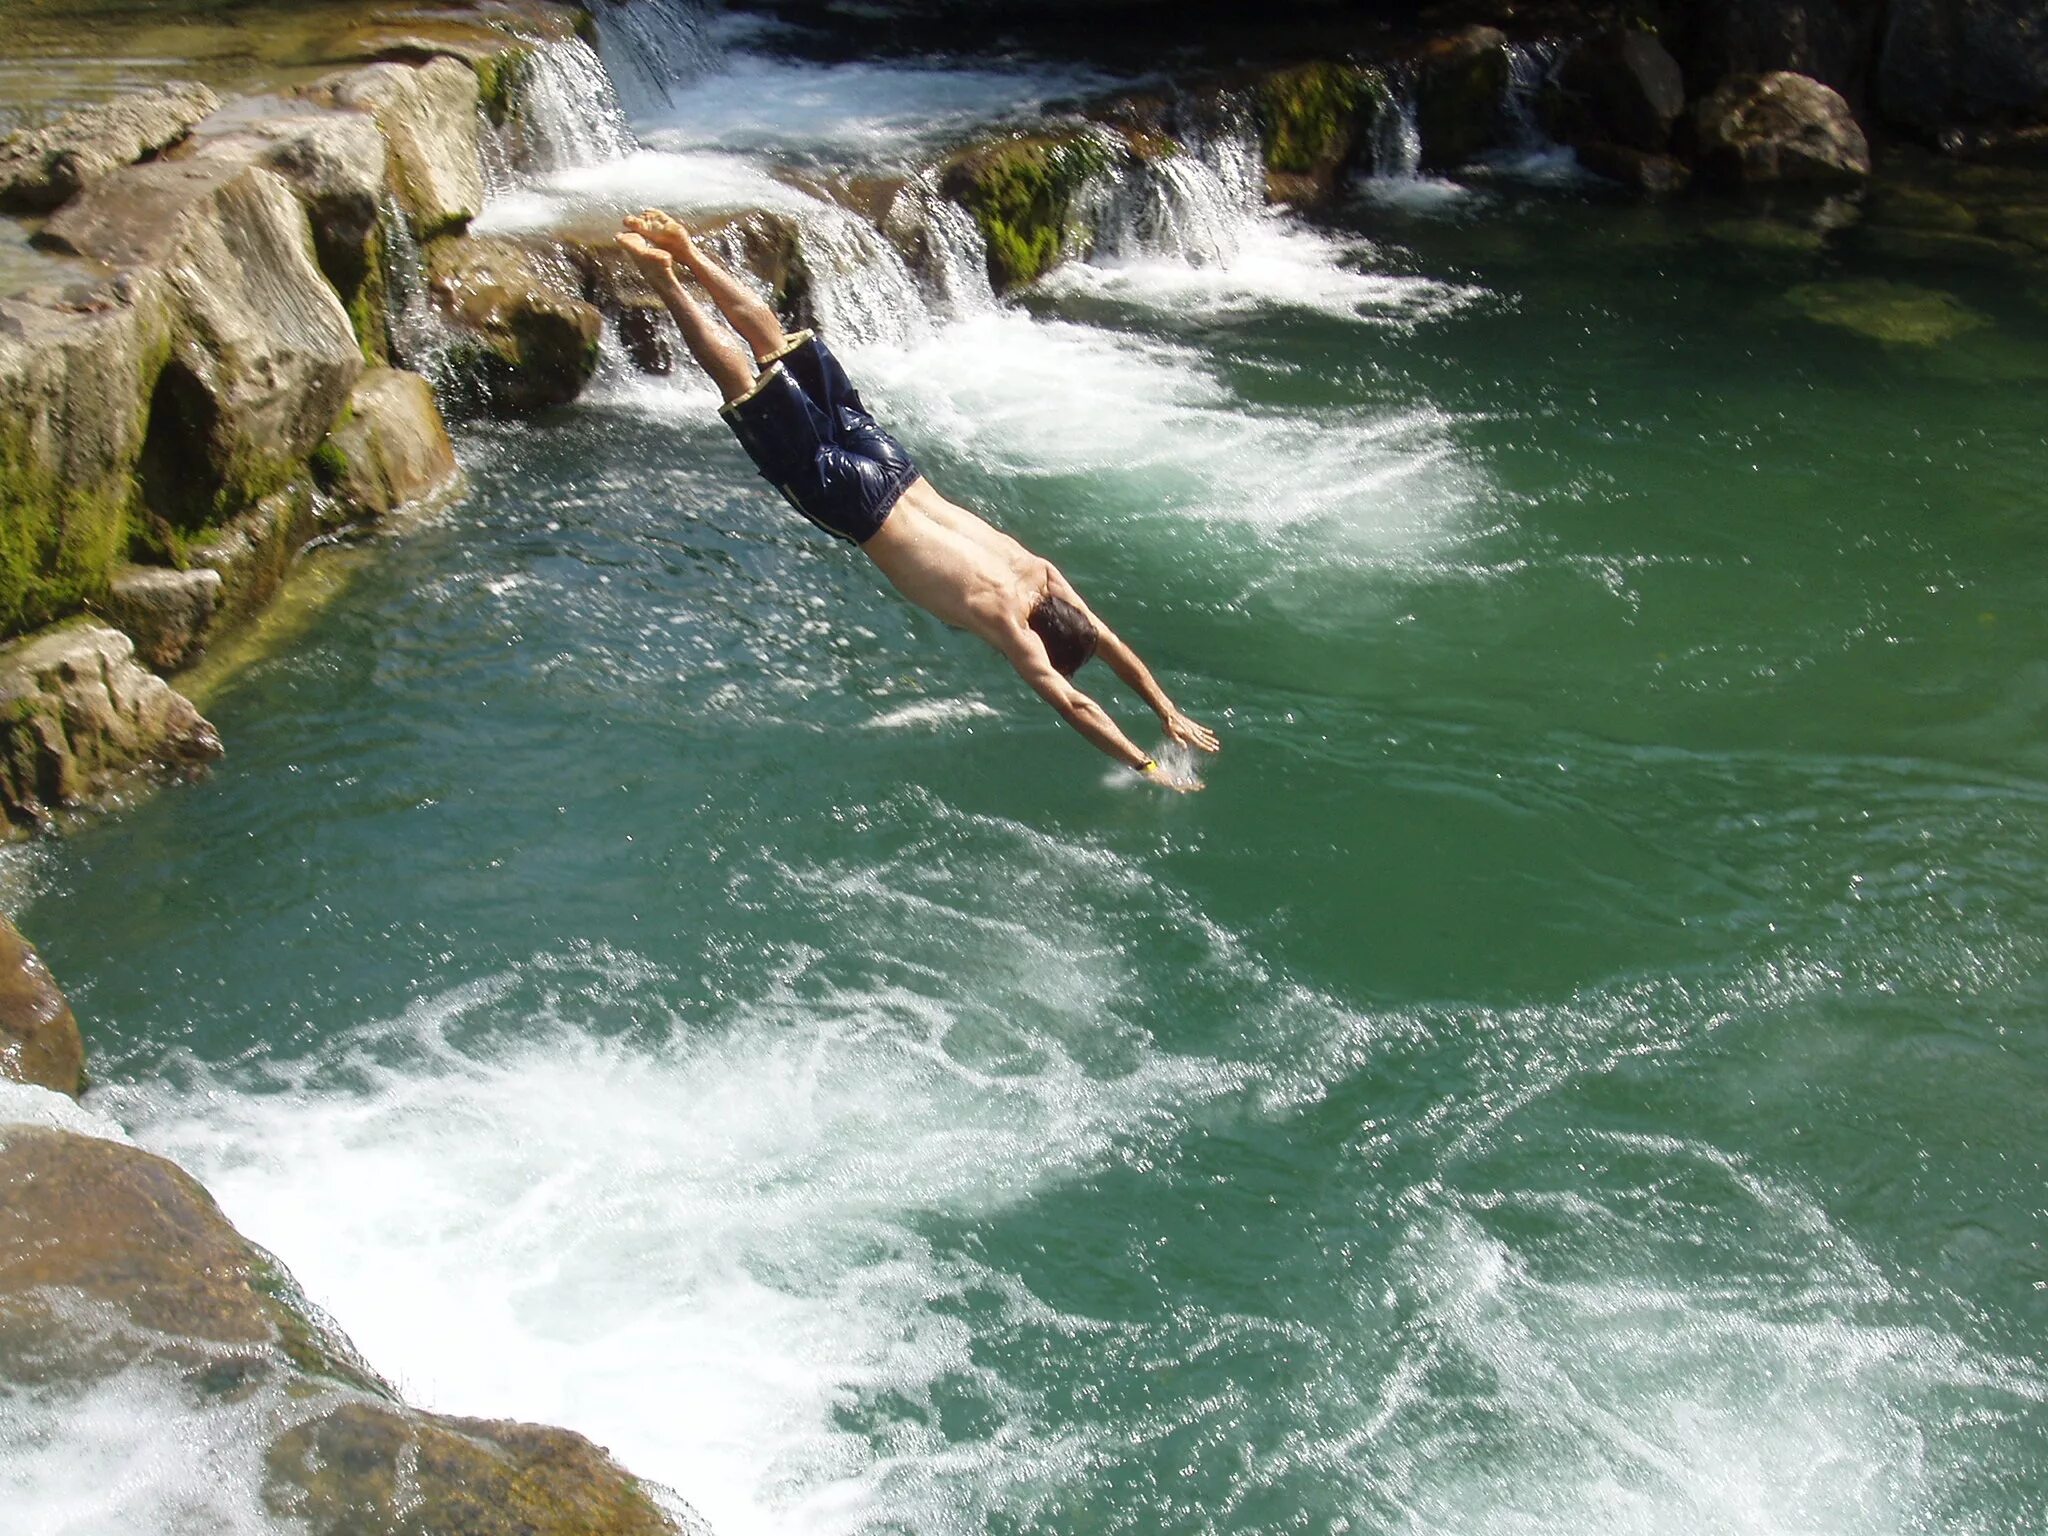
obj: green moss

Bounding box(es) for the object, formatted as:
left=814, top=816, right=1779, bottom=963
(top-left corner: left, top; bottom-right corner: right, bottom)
left=344, top=220, right=394, bottom=367
left=471, top=47, right=534, bottom=128
left=944, top=130, right=1120, bottom=292
left=1257, top=63, right=1381, bottom=177
left=0, top=451, right=132, bottom=640
left=1787, top=279, right=1991, bottom=346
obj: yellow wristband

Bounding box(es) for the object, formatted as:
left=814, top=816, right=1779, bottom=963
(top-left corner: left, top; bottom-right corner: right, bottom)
left=1138, top=758, right=1159, bottom=775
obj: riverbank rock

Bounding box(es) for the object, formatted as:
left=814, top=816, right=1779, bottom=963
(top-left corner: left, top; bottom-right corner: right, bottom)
left=1878, top=0, right=2048, bottom=142
left=1664, top=1, right=1878, bottom=103
left=191, top=485, right=319, bottom=629
left=97, top=565, right=224, bottom=672
left=1548, top=30, right=1687, bottom=155
left=0, top=83, right=221, bottom=215
left=0, top=624, right=220, bottom=833
left=0, top=920, right=82, bottom=1097
left=315, top=368, right=459, bottom=518
left=427, top=234, right=604, bottom=412
left=39, top=158, right=364, bottom=542
left=314, top=60, right=485, bottom=241
left=940, top=128, right=1121, bottom=291
left=1694, top=72, right=1872, bottom=188
left=1412, top=26, right=1511, bottom=172
left=0, top=282, right=169, bottom=636
left=1255, top=62, right=1384, bottom=202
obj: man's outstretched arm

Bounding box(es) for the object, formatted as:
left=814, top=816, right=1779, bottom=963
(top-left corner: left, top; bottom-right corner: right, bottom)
left=1092, top=624, right=1220, bottom=754
left=999, top=627, right=1197, bottom=790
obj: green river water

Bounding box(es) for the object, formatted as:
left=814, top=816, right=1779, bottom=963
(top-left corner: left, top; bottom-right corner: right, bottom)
left=6, top=33, right=2047, bottom=1535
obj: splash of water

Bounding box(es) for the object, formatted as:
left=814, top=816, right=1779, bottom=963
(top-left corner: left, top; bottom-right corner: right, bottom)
left=498, top=37, right=639, bottom=173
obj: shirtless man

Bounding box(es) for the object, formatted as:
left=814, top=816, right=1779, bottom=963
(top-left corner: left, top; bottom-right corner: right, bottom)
left=617, top=210, right=1220, bottom=787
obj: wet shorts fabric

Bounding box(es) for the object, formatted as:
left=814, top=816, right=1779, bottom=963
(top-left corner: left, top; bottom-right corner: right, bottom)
left=719, top=329, right=921, bottom=545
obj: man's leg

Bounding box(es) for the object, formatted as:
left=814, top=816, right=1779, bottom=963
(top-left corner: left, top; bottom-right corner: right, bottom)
left=626, top=210, right=789, bottom=364
left=617, top=232, right=755, bottom=402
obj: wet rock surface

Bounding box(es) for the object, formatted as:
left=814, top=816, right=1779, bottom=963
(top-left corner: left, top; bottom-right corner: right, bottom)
left=0, top=83, right=221, bottom=214
left=314, top=58, right=485, bottom=241
left=427, top=233, right=604, bottom=412
left=0, top=919, right=82, bottom=1097
left=0, top=622, right=220, bottom=833
left=97, top=564, right=224, bottom=672
left=316, top=366, right=460, bottom=518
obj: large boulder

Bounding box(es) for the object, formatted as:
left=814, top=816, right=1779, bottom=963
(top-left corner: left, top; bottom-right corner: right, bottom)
left=1694, top=72, right=1873, bottom=187
left=1547, top=29, right=1688, bottom=154
left=0, top=1117, right=699, bottom=1534
left=0, top=920, right=82, bottom=1098
left=0, top=83, right=221, bottom=214
left=1254, top=63, right=1387, bottom=203
left=314, top=59, right=486, bottom=241
left=96, top=564, right=224, bottom=672
left=1878, top=0, right=2048, bottom=141
left=426, top=235, right=603, bottom=413
left=1412, top=26, right=1512, bottom=172
left=314, top=367, right=460, bottom=519
left=0, top=281, right=170, bottom=635
left=38, top=159, right=364, bottom=541
left=938, top=128, right=1122, bottom=291
left=179, top=110, right=393, bottom=361
left=0, top=623, right=220, bottom=833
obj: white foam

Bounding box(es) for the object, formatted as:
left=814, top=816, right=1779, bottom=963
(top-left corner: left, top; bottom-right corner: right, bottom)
left=0, top=1079, right=130, bottom=1140
left=866, top=698, right=1000, bottom=730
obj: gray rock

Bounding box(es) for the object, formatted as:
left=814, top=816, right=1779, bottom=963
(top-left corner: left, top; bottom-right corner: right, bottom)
left=96, top=565, right=224, bottom=672
left=317, top=367, right=460, bottom=519
left=314, top=59, right=485, bottom=240
left=0, top=623, right=221, bottom=832
left=426, top=235, right=602, bottom=414
left=40, top=159, right=364, bottom=535
left=0, top=919, right=82, bottom=1098
left=190, top=485, right=319, bottom=629
left=1879, top=0, right=2048, bottom=139
left=1548, top=30, right=1687, bottom=153
left=1695, top=72, right=1872, bottom=187
left=0, top=281, right=172, bottom=634
left=0, top=83, right=221, bottom=214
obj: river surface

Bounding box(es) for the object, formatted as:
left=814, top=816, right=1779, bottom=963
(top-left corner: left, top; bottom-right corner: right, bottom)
left=7, top=13, right=2048, bottom=1535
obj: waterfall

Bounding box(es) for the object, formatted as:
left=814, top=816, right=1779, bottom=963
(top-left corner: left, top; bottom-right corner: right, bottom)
left=381, top=195, right=457, bottom=385
left=1073, top=120, right=1264, bottom=268
left=587, top=0, right=717, bottom=116
left=883, top=172, right=997, bottom=321
left=789, top=202, right=938, bottom=349
left=498, top=38, right=637, bottom=173
left=1370, top=86, right=1424, bottom=182
left=1499, top=41, right=1557, bottom=153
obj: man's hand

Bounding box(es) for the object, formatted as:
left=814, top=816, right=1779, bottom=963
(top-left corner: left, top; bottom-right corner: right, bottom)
left=1162, top=710, right=1220, bottom=754
left=616, top=230, right=675, bottom=281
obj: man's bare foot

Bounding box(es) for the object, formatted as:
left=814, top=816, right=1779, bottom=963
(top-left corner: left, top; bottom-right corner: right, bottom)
left=624, top=209, right=696, bottom=263
left=616, top=230, right=675, bottom=281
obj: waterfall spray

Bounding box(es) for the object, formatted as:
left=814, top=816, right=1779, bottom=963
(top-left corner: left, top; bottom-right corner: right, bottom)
left=587, top=0, right=718, bottom=116
left=498, top=38, right=638, bottom=173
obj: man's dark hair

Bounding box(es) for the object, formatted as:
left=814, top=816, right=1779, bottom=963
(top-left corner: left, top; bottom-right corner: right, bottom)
left=1028, top=592, right=1098, bottom=678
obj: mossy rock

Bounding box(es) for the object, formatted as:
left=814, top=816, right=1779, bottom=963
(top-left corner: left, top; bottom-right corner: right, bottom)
left=1413, top=26, right=1512, bottom=172
left=1255, top=62, right=1385, bottom=180
left=1786, top=278, right=1990, bottom=346
left=939, top=129, right=1121, bottom=292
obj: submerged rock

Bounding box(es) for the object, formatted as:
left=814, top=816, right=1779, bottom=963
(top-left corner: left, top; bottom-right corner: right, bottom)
left=315, top=367, right=460, bottom=519
left=0, top=623, right=220, bottom=833
left=426, top=235, right=603, bottom=412
left=0, top=920, right=82, bottom=1098
left=97, top=564, right=224, bottom=672
left=314, top=59, right=485, bottom=241
left=0, top=83, right=221, bottom=215
left=1787, top=277, right=1990, bottom=344
left=39, top=158, right=364, bottom=543
left=1694, top=71, right=1872, bottom=187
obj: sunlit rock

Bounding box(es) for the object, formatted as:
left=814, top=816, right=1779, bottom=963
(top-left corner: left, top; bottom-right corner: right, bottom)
left=39, top=159, right=364, bottom=542
left=0, top=623, right=220, bottom=833
left=315, top=367, right=460, bottom=519
left=0, top=920, right=82, bottom=1098
left=1694, top=72, right=1872, bottom=188
left=314, top=59, right=486, bottom=241
left=0, top=83, right=221, bottom=215
left=1787, top=277, right=1990, bottom=345
left=426, top=234, right=603, bottom=412
left=97, top=564, right=224, bottom=672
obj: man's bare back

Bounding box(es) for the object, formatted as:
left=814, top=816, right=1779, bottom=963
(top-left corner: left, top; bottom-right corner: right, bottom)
left=617, top=210, right=1219, bottom=786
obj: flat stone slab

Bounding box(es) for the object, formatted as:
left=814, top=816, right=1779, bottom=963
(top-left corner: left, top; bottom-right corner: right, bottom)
left=0, top=82, right=221, bottom=214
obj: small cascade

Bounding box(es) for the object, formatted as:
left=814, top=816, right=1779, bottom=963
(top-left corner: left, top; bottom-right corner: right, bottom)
left=1500, top=41, right=1557, bottom=151
left=381, top=197, right=456, bottom=384
left=788, top=201, right=938, bottom=349
left=1370, top=85, right=1424, bottom=182
left=1074, top=119, right=1264, bottom=268
left=498, top=38, right=637, bottom=173
left=883, top=172, right=996, bottom=321
left=588, top=0, right=717, bottom=117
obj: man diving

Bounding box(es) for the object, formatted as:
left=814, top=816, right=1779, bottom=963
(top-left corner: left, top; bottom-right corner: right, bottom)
left=615, top=211, right=1220, bottom=789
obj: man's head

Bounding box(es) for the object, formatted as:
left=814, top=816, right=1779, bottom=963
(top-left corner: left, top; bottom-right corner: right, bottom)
left=1029, top=592, right=1098, bottom=678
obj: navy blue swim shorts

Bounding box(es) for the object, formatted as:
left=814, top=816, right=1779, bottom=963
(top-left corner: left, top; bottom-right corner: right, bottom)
left=719, top=330, right=921, bottom=545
